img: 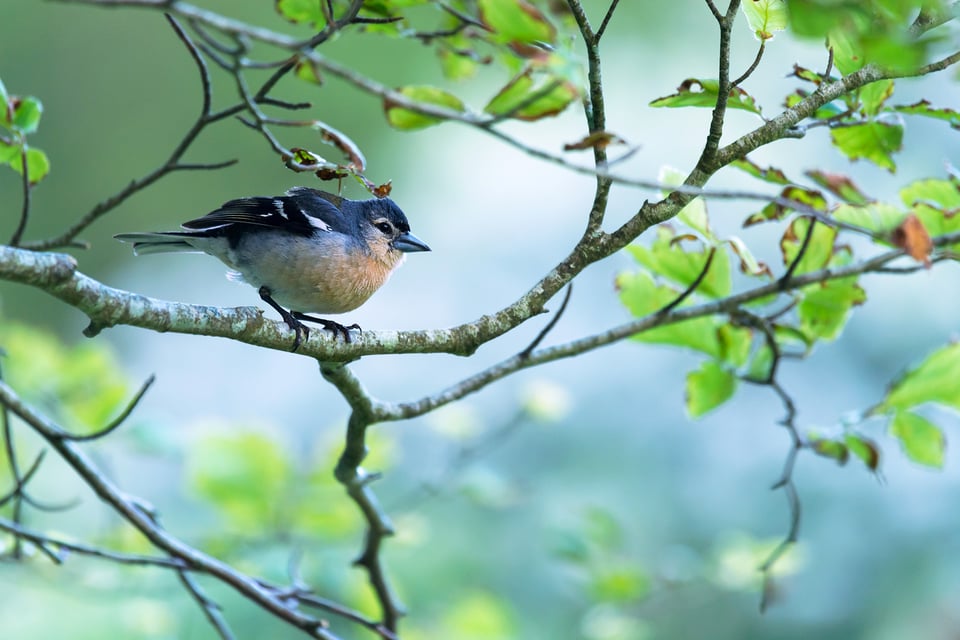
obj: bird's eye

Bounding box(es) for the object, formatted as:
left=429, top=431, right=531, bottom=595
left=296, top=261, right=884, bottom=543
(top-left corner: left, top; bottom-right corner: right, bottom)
left=375, top=221, right=394, bottom=234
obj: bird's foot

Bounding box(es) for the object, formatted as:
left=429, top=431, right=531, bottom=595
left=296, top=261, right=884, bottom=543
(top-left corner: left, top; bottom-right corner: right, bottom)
left=292, top=312, right=361, bottom=343
left=280, top=311, right=310, bottom=352
left=259, top=286, right=309, bottom=351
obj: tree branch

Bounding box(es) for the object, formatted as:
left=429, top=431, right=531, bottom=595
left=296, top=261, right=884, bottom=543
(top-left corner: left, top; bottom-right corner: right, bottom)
left=0, top=380, right=342, bottom=639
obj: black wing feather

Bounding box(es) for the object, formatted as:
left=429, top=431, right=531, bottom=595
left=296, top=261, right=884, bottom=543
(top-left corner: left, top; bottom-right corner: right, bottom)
left=181, top=189, right=348, bottom=237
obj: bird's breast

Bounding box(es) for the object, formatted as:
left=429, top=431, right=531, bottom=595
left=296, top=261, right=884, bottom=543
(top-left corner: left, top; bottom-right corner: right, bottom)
left=229, top=232, right=403, bottom=314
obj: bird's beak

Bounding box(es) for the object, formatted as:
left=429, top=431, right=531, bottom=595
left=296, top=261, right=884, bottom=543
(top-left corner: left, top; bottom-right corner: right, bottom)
left=392, top=231, right=431, bottom=253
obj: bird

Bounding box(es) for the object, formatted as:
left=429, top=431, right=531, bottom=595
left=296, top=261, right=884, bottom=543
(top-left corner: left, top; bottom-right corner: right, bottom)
left=115, top=187, right=430, bottom=350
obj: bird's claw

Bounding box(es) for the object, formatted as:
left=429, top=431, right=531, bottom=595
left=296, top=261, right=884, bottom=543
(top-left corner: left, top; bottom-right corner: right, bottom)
left=292, top=312, right=361, bottom=344
left=279, top=314, right=309, bottom=352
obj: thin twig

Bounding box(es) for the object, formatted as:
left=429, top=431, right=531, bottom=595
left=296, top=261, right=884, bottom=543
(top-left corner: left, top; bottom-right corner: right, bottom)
left=0, top=516, right=188, bottom=568
left=0, top=357, right=24, bottom=558
left=0, top=450, right=46, bottom=509
left=8, top=147, right=32, bottom=246
left=657, top=247, right=717, bottom=315
left=705, top=0, right=724, bottom=22
left=178, top=570, right=238, bottom=640
left=65, top=375, right=155, bottom=441
left=779, top=217, right=817, bottom=287
left=519, top=285, right=573, bottom=359
left=732, top=40, right=766, bottom=87
left=596, top=0, right=622, bottom=41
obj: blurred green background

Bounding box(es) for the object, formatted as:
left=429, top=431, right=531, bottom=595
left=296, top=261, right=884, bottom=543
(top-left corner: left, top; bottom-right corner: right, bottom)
left=2, top=1, right=960, bottom=638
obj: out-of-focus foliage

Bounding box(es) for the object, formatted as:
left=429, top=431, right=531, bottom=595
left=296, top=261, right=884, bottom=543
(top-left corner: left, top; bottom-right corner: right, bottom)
left=0, top=321, right=129, bottom=433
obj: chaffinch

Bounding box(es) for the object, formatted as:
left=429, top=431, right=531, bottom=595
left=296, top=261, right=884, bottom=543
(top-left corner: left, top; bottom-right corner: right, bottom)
left=115, top=187, right=430, bottom=350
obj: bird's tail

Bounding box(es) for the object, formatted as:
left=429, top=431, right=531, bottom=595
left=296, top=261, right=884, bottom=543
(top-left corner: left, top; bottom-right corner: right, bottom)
left=114, top=231, right=203, bottom=256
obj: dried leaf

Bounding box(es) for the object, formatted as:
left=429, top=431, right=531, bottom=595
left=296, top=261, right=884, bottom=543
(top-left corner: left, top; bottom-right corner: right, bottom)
left=563, top=130, right=626, bottom=151
left=805, top=170, right=871, bottom=205
left=891, top=213, right=932, bottom=266
left=312, top=122, right=366, bottom=172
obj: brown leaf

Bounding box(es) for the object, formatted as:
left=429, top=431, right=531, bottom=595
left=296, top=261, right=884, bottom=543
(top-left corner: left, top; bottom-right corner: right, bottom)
left=313, top=122, right=366, bottom=172
left=372, top=181, right=393, bottom=198
left=804, top=170, right=870, bottom=205
left=892, top=213, right=933, bottom=267
left=315, top=167, right=348, bottom=181
left=563, top=130, right=626, bottom=152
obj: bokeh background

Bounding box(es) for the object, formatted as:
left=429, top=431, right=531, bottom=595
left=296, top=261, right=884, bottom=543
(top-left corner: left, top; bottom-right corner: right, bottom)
left=2, top=1, right=960, bottom=638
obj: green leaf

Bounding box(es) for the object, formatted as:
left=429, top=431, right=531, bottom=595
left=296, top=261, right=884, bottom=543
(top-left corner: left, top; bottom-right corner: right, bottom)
left=898, top=178, right=960, bottom=240
left=626, top=227, right=731, bottom=299
left=650, top=78, right=761, bottom=114
left=833, top=202, right=904, bottom=234
left=880, top=343, right=960, bottom=413
left=809, top=432, right=849, bottom=465
left=859, top=30, right=926, bottom=75
left=294, top=59, right=322, bottom=85
left=11, top=96, right=42, bottom=134
left=718, top=321, right=754, bottom=368
left=741, top=0, right=788, bottom=40
left=10, top=146, right=51, bottom=185
left=900, top=177, right=960, bottom=210
left=845, top=433, right=881, bottom=471
left=788, top=0, right=925, bottom=71
left=827, top=25, right=868, bottom=75
left=617, top=271, right=726, bottom=358
left=440, top=43, right=479, bottom=80
left=780, top=217, right=838, bottom=274
left=484, top=69, right=577, bottom=121
left=859, top=80, right=894, bottom=116
left=729, top=157, right=791, bottom=185
left=745, top=344, right=775, bottom=382
left=0, top=138, right=20, bottom=165
left=786, top=0, right=872, bottom=39
left=790, top=63, right=831, bottom=85
left=746, top=186, right=827, bottom=226
left=899, top=177, right=960, bottom=239
left=275, top=0, right=326, bottom=30
left=894, top=100, right=960, bottom=128
left=890, top=411, right=945, bottom=468
left=786, top=89, right=848, bottom=119
left=830, top=121, right=904, bottom=172
left=798, top=276, right=866, bottom=341
left=478, top=0, right=556, bottom=48
left=384, top=85, right=465, bottom=130
left=686, top=360, right=737, bottom=418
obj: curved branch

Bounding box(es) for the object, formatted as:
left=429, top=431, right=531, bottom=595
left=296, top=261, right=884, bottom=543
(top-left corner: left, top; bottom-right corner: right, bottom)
left=378, top=232, right=960, bottom=421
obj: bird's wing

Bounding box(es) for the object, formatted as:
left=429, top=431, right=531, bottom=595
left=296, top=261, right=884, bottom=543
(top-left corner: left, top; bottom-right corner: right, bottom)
left=181, top=191, right=346, bottom=236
